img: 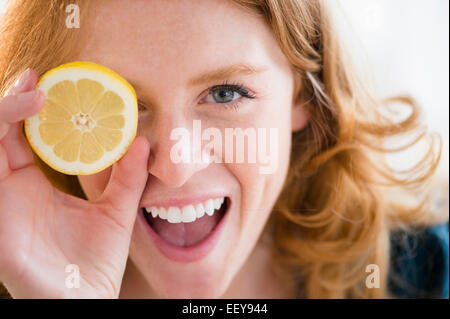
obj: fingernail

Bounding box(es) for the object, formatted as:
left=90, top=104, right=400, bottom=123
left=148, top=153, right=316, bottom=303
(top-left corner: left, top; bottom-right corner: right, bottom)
left=5, top=69, right=31, bottom=96
left=17, top=90, right=39, bottom=103
left=13, top=68, right=31, bottom=89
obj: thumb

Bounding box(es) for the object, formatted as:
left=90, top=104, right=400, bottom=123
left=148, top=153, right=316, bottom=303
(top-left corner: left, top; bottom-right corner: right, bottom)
left=96, top=136, right=150, bottom=231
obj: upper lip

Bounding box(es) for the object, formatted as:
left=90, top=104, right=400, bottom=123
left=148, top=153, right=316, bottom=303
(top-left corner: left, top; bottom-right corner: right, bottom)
left=139, top=194, right=229, bottom=209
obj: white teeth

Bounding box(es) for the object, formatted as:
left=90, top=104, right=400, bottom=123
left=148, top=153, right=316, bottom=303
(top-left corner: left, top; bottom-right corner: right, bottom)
left=144, top=197, right=226, bottom=224
left=159, top=207, right=167, bottom=220
left=182, top=205, right=196, bottom=223
left=213, top=198, right=222, bottom=209
left=167, top=207, right=181, bottom=223
left=196, top=203, right=205, bottom=218
left=205, top=199, right=215, bottom=216
left=150, top=206, right=158, bottom=218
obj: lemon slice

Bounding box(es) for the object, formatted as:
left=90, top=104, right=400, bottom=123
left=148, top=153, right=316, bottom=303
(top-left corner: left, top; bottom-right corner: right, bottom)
left=24, top=61, right=138, bottom=175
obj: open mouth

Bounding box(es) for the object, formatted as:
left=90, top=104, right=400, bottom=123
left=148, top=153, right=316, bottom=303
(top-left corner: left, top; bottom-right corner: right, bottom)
left=143, top=197, right=230, bottom=248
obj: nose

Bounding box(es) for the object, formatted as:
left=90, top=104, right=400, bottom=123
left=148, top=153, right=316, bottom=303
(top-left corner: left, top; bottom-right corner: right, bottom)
left=144, top=114, right=210, bottom=188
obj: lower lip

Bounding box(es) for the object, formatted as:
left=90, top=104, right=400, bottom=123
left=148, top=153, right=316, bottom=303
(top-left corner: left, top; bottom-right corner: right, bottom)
left=138, top=199, right=231, bottom=263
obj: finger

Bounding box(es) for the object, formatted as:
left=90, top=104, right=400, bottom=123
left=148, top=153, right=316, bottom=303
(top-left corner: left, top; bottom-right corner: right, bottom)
left=0, top=90, right=45, bottom=171
left=1, top=122, right=36, bottom=171
left=0, top=90, right=44, bottom=126
left=1, top=68, right=40, bottom=133
left=96, top=136, right=150, bottom=231
left=0, top=68, right=39, bottom=140
left=4, top=68, right=39, bottom=97
left=0, top=69, right=43, bottom=171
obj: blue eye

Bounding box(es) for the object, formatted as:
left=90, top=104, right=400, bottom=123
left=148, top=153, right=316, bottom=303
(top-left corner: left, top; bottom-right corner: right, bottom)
left=204, top=84, right=255, bottom=106
left=208, top=87, right=241, bottom=103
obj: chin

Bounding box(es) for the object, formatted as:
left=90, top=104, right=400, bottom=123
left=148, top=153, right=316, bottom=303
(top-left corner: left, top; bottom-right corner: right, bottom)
left=159, top=270, right=230, bottom=298
left=132, top=251, right=234, bottom=298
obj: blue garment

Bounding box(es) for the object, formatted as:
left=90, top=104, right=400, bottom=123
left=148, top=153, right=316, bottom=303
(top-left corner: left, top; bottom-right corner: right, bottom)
left=388, top=222, right=449, bottom=298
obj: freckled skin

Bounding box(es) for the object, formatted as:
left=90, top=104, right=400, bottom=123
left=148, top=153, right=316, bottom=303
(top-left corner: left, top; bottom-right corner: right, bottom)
left=77, top=0, right=308, bottom=298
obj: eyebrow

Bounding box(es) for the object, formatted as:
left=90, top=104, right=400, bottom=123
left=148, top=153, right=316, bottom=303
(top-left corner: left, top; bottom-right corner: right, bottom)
left=187, top=63, right=268, bottom=87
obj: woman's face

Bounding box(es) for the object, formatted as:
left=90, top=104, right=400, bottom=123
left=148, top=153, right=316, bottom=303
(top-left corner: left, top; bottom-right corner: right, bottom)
left=77, top=0, right=307, bottom=298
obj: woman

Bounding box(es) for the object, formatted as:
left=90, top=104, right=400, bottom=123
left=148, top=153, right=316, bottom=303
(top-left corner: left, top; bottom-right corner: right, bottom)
left=0, top=0, right=447, bottom=298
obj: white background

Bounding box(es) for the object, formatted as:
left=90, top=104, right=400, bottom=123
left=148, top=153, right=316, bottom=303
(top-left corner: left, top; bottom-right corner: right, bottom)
left=334, top=0, right=449, bottom=176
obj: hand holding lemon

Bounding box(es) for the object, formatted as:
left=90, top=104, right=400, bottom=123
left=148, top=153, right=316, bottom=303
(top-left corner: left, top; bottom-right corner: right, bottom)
left=0, top=64, right=148, bottom=298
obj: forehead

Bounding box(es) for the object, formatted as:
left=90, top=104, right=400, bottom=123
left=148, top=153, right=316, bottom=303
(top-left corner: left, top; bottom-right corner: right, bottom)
left=77, top=0, right=291, bottom=87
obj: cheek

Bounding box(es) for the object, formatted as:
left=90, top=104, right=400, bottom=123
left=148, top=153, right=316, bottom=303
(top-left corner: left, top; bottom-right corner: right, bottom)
left=77, top=167, right=112, bottom=200
left=224, top=121, right=291, bottom=219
